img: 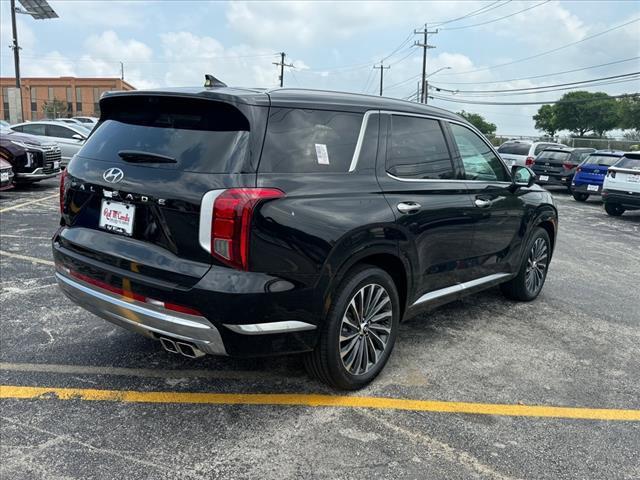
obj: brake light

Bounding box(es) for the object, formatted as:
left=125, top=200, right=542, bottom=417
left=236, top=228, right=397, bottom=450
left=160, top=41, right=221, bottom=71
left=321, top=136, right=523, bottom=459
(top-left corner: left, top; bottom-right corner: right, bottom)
left=210, top=188, right=284, bottom=270
left=525, top=156, right=535, bottom=166
left=59, top=169, right=68, bottom=213
left=562, top=163, right=575, bottom=170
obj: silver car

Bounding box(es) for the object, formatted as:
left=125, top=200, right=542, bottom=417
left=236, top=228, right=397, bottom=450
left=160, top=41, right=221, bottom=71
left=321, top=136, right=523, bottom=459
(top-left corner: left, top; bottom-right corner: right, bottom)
left=9, top=121, right=90, bottom=166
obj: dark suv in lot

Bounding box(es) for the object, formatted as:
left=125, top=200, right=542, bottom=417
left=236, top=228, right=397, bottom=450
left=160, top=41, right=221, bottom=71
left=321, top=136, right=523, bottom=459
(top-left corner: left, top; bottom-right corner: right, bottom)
left=0, top=129, right=63, bottom=183
left=54, top=87, right=557, bottom=389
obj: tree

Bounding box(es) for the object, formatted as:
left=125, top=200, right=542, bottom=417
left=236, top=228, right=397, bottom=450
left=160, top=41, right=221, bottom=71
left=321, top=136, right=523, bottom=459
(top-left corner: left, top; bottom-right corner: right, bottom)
left=42, top=99, right=69, bottom=119
left=456, top=110, right=497, bottom=135
left=554, top=91, right=618, bottom=137
left=618, top=94, right=640, bottom=131
left=533, top=104, right=558, bottom=137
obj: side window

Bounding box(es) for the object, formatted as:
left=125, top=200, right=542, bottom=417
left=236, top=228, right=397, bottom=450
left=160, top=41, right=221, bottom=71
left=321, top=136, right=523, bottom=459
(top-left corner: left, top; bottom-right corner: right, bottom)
left=259, top=108, right=363, bottom=173
left=387, top=115, right=454, bottom=180
left=20, top=124, right=46, bottom=136
left=450, top=123, right=509, bottom=182
left=46, top=124, right=76, bottom=139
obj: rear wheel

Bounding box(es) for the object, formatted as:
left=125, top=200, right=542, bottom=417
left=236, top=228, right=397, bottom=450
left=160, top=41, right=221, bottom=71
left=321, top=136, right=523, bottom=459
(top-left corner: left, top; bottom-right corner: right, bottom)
left=304, top=265, right=399, bottom=390
left=604, top=203, right=625, bottom=216
left=572, top=192, right=589, bottom=202
left=500, top=227, right=551, bottom=302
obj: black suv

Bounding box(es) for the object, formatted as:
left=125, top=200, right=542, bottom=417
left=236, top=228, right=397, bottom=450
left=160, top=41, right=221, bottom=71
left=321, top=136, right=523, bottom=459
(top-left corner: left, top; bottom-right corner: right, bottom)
left=531, top=146, right=595, bottom=190
left=54, top=87, right=557, bottom=389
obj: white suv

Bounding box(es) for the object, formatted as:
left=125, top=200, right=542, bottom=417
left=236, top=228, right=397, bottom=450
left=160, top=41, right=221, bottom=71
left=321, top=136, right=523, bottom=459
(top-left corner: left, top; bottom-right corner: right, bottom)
left=602, top=152, right=640, bottom=216
left=497, top=140, right=566, bottom=167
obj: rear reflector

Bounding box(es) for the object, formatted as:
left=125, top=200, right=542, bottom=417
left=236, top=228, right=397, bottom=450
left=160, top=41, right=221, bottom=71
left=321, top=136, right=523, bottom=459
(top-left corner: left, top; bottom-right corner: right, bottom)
left=525, top=156, right=535, bottom=166
left=59, top=169, right=68, bottom=213
left=562, top=163, right=576, bottom=170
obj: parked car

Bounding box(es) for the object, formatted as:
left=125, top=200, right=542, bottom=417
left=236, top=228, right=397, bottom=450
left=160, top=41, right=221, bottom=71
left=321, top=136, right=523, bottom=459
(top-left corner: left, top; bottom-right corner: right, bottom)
left=73, top=116, right=98, bottom=126
left=497, top=140, right=567, bottom=167
left=602, top=152, right=640, bottom=216
left=571, top=150, right=625, bottom=202
left=10, top=121, right=89, bottom=167
left=0, top=129, right=62, bottom=182
left=0, top=158, right=15, bottom=190
left=0, top=120, right=10, bottom=128
left=54, top=87, right=558, bottom=389
left=531, top=147, right=596, bottom=190
left=53, top=118, right=84, bottom=125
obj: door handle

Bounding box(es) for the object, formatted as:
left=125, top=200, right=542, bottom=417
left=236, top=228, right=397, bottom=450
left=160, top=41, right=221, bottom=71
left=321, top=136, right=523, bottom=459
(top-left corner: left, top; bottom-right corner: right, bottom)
left=397, top=202, right=421, bottom=214
left=474, top=198, right=492, bottom=208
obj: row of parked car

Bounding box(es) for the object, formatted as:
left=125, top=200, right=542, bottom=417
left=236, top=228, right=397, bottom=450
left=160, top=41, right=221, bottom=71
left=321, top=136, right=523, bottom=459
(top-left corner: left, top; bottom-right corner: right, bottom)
left=0, top=117, right=97, bottom=190
left=497, top=140, right=640, bottom=217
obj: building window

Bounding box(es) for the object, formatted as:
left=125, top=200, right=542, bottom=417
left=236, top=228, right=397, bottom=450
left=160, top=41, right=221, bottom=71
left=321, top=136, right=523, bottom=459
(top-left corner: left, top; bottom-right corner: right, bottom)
left=2, top=88, right=9, bottom=120
left=30, top=87, right=37, bottom=117
left=48, top=86, right=54, bottom=100
left=75, top=87, right=83, bottom=113
left=93, top=87, right=101, bottom=115
left=66, top=87, right=73, bottom=114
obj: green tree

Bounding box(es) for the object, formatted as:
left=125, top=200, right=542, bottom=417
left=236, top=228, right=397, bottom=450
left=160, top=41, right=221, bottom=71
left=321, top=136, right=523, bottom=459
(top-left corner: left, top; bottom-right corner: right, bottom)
left=618, top=94, right=640, bottom=131
left=42, top=99, right=69, bottom=119
left=533, top=104, right=558, bottom=137
left=456, top=110, right=497, bottom=135
left=554, top=91, right=618, bottom=137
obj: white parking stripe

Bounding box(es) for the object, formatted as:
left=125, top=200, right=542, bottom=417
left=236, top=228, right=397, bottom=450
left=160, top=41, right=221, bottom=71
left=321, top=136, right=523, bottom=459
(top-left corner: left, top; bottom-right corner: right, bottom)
left=0, top=193, right=58, bottom=213
left=0, top=250, right=55, bottom=266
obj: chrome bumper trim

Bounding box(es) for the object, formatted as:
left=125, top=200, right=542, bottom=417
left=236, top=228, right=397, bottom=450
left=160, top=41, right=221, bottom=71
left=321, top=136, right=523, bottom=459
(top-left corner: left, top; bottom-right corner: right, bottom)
left=56, top=272, right=227, bottom=355
left=224, top=320, right=317, bottom=335
left=16, top=168, right=61, bottom=180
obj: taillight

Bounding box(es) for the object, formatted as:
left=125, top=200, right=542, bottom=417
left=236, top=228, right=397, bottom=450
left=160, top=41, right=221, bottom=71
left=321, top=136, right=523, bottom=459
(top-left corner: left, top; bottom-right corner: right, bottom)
left=562, top=163, right=575, bottom=170
left=209, top=188, right=284, bottom=270
left=59, top=169, right=68, bottom=213
left=607, top=170, right=616, bottom=178
left=525, top=156, right=535, bottom=166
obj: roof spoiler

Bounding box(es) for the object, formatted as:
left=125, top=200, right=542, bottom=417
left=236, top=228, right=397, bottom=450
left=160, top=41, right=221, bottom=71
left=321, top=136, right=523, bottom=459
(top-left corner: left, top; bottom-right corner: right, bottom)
left=204, top=75, right=227, bottom=88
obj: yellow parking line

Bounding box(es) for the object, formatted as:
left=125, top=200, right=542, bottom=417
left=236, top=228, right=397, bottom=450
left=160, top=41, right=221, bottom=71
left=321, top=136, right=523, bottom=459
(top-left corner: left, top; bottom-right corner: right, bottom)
left=0, top=250, right=54, bottom=266
left=1, top=385, right=638, bottom=421
left=0, top=193, right=59, bottom=213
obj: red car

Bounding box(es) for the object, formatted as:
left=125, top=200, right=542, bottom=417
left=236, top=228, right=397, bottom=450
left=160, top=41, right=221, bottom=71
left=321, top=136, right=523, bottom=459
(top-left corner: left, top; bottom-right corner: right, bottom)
left=0, top=158, right=14, bottom=190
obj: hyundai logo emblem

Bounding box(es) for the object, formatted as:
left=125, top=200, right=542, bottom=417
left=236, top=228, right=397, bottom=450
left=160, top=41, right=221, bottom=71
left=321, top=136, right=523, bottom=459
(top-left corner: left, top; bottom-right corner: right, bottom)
left=103, top=168, right=124, bottom=184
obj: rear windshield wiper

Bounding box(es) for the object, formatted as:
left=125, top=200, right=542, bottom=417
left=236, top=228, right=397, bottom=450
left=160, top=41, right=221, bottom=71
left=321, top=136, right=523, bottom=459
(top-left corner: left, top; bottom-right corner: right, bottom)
left=118, top=150, right=177, bottom=164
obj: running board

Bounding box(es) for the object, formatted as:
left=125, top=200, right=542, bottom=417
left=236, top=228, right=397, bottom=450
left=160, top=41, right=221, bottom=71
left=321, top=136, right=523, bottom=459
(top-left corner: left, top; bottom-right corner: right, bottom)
left=412, top=273, right=512, bottom=307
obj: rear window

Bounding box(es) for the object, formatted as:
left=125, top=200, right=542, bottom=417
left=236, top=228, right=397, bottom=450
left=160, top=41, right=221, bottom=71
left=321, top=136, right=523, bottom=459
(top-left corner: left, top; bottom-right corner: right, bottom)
left=615, top=156, right=640, bottom=170
left=259, top=108, right=363, bottom=173
left=534, top=143, right=560, bottom=155
left=583, top=154, right=621, bottom=166
left=536, top=150, right=570, bottom=161
left=79, top=96, right=253, bottom=173
left=497, top=142, right=530, bottom=155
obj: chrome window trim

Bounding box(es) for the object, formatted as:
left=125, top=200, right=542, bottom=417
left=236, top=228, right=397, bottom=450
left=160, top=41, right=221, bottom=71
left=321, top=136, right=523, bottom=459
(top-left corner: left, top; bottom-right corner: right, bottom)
left=348, top=110, right=378, bottom=172
left=199, top=189, right=225, bottom=254
left=224, top=320, right=317, bottom=335
left=412, top=273, right=512, bottom=306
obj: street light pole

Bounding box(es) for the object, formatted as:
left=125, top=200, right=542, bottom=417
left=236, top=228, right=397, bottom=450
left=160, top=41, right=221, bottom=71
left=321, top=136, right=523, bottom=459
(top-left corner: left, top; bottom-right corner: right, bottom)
left=424, top=66, right=452, bottom=103
left=10, top=0, right=23, bottom=120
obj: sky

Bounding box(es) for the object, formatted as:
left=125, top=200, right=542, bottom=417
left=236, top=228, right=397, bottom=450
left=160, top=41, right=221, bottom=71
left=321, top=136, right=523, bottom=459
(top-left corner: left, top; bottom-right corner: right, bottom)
left=0, top=0, right=639, bottom=135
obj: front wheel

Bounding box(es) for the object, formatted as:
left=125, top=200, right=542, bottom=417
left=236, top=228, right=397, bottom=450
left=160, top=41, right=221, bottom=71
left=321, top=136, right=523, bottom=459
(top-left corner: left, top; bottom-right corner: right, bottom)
left=500, top=227, right=551, bottom=302
left=604, top=203, right=625, bottom=216
left=572, top=192, right=589, bottom=202
left=304, top=265, right=400, bottom=390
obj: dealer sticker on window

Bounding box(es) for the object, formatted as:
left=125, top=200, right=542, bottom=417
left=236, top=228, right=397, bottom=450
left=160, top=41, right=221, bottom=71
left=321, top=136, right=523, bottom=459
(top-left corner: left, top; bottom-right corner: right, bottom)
left=315, top=143, right=330, bottom=165
left=99, top=200, right=135, bottom=236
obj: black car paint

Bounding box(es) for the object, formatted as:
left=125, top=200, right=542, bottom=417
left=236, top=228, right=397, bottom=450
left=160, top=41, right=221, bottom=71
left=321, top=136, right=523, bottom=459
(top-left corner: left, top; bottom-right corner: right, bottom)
left=53, top=87, right=557, bottom=357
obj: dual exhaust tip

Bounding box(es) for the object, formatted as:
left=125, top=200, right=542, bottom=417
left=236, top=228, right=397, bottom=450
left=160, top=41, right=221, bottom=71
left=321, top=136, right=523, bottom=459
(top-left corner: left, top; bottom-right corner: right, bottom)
left=159, top=336, right=205, bottom=359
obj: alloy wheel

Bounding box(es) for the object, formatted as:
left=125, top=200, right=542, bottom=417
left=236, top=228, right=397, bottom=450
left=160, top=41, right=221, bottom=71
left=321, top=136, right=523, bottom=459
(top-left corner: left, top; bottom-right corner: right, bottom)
left=525, top=237, right=548, bottom=295
left=339, top=283, right=392, bottom=376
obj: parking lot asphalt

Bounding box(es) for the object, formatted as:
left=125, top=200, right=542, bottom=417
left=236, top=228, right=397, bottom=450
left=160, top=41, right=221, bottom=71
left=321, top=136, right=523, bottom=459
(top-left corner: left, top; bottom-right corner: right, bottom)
left=1, top=179, right=639, bottom=480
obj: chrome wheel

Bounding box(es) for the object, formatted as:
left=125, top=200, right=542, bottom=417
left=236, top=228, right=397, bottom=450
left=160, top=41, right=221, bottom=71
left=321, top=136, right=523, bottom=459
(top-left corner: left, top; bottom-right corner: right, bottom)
left=339, top=283, right=392, bottom=376
left=525, top=237, right=548, bottom=295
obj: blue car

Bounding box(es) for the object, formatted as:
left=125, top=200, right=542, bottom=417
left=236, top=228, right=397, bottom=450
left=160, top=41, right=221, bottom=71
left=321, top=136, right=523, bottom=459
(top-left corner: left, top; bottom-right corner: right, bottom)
left=571, top=150, right=625, bottom=202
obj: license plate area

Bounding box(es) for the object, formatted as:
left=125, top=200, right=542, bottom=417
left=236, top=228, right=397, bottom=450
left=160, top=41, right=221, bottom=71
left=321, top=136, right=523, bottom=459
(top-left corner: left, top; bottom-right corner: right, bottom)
left=99, top=200, right=135, bottom=236
left=539, top=175, right=549, bottom=181
left=587, top=184, right=599, bottom=192
left=0, top=172, right=8, bottom=182
left=628, top=174, right=640, bottom=183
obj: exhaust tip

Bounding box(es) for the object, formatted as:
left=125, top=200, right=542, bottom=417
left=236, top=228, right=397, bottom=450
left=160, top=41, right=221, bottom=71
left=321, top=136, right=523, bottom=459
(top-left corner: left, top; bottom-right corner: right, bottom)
left=159, top=337, right=179, bottom=354
left=176, top=341, right=205, bottom=359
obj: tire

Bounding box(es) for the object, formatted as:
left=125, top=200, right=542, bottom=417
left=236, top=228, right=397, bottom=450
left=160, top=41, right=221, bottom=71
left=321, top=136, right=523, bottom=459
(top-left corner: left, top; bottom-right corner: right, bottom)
left=500, top=227, right=551, bottom=302
left=572, top=192, right=589, bottom=202
left=304, top=265, right=400, bottom=390
left=604, top=203, right=625, bottom=216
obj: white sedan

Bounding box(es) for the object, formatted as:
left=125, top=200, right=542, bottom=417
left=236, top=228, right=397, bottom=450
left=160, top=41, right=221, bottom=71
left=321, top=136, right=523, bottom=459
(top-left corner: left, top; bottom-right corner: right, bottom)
left=602, top=153, right=640, bottom=216
left=9, top=121, right=91, bottom=167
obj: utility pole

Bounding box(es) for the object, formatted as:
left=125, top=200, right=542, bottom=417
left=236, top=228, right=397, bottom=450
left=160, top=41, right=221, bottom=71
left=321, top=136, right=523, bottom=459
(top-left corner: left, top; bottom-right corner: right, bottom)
left=9, top=0, right=23, bottom=120
left=373, top=63, right=390, bottom=96
left=120, top=62, right=124, bottom=81
left=414, top=24, right=438, bottom=103
left=273, top=52, right=294, bottom=88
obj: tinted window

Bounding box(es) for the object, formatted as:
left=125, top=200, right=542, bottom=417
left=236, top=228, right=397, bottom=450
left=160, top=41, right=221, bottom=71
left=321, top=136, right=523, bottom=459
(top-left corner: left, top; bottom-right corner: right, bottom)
left=46, top=124, right=77, bottom=139
left=450, top=123, right=509, bottom=182
left=583, top=154, right=621, bottom=167
left=18, top=124, right=46, bottom=136
left=260, top=108, right=362, bottom=173
left=387, top=116, right=454, bottom=180
left=497, top=142, right=530, bottom=155
left=79, top=96, right=252, bottom=173
left=536, top=150, right=570, bottom=161
left=614, top=156, right=640, bottom=170
left=572, top=151, right=593, bottom=163
left=534, top=143, right=558, bottom=155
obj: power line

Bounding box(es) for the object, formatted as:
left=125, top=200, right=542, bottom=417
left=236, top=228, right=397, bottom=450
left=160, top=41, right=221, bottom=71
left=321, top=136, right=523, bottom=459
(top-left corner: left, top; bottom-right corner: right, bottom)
left=431, top=0, right=510, bottom=27
left=429, top=92, right=632, bottom=106
left=273, top=52, right=294, bottom=87
left=433, top=57, right=640, bottom=85
left=414, top=25, right=438, bottom=103
left=440, top=0, right=550, bottom=31
left=439, top=17, right=640, bottom=76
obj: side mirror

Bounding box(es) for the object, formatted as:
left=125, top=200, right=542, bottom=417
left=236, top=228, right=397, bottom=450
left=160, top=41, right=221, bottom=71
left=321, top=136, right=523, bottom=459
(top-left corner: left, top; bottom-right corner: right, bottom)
left=72, top=134, right=85, bottom=141
left=511, top=165, right=535, bottom=188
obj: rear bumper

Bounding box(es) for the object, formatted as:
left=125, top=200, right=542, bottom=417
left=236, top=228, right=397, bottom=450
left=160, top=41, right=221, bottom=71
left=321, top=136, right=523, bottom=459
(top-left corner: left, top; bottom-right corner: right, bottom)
left=571, top=182, right=602, bottom=195
left=602, top=189, right=640, bottom=209
left=534, top=173, right=572, bottom=186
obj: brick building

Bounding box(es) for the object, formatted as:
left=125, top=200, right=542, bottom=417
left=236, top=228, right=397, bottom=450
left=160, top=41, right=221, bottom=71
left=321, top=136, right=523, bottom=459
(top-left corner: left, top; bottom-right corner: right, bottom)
left=0, top=77, right=135, bottom=122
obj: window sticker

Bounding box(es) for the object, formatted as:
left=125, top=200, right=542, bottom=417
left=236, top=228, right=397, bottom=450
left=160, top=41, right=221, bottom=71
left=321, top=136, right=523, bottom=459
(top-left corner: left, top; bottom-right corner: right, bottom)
left=315, top=143, right=330, bottom=165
